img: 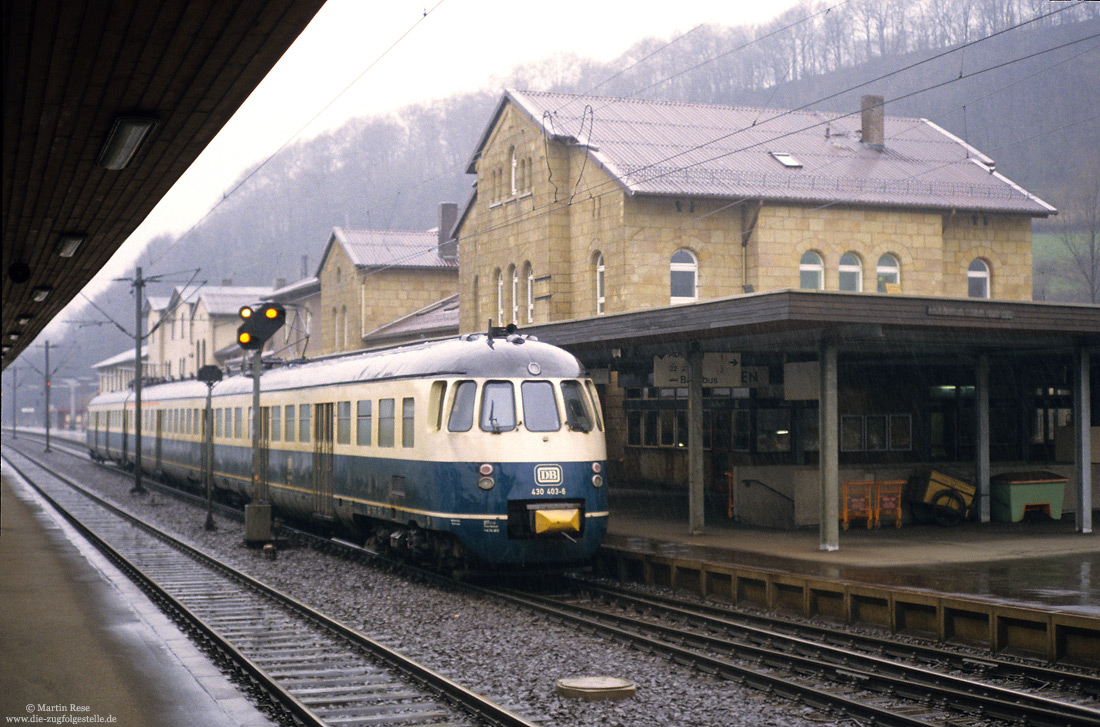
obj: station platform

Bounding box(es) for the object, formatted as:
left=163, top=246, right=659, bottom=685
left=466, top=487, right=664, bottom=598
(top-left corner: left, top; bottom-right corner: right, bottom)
left=604, top=491, right=1100, bottom=617
left=0, top=463, right=274, bottom=727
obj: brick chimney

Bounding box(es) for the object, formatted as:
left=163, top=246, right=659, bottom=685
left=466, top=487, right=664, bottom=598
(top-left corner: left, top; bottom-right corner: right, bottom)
left=861, top=95, right=884, bottom=151
left=273, top=277, right=286, bottom=290
left=437, top=202, right=458, bottom=262
left=221, top=278, right=233, bottom=286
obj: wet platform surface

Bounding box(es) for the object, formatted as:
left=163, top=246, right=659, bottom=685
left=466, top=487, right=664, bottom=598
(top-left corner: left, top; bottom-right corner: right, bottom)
left=0, top=462, right=274, bottom=727
left=606, top=499, right=1100, bottom=616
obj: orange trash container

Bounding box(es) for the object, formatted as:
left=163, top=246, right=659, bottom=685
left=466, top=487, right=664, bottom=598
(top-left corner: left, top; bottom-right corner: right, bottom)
left=874, top=480, right=905, bottom=528
left=841, top=481, right=875, bottom=530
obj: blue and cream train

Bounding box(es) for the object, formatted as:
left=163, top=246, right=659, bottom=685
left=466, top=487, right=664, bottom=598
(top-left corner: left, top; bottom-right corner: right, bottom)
left=86, top=332, right=609, bottom=569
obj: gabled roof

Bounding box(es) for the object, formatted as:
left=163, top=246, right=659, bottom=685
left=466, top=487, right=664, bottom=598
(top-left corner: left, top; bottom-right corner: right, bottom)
left=468, top=89, right=1054, bottom=216
left=363, top=294, right=459, bottom=344
left=317, top=228, right=457, bottom=275
left=267, top=276, right=321, bottom=301
left=92, top=346, right=147, bottom=371
left=143, top=296, right=170, bottom=315
left=196, top=286, right=274, bottom=316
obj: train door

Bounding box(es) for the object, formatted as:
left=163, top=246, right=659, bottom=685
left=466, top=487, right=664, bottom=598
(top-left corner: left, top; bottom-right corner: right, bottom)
left=259, top=407, right=271, bottom=493
left=121, top=410, right=130, bottom=464
left=93, top=412, right=100, bottom=452
left=312, top=402, right=335, bottom=521
left=154, top=410, right=164, bottom=472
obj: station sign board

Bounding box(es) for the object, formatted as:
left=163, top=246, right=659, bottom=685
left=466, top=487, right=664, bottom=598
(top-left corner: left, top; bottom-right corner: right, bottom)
left=653, top=353, right=742, bottom=387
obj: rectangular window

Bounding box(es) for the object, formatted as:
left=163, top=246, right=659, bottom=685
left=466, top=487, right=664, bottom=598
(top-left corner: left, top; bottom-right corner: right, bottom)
left=402, top=397, right=415, bottom=448
left=659, top=410, right=676, bottom=447
left=337, top=401, right=351, bottom=444
left=732, top=410, right=751, bottom=451
left=271, top=405, right=281, bottom=442
left=841, top=415, right=864, bottom=451
left=676, top=410, right=688, bottom=448
left=889, top=414, right=912, bottom=451
left=284, top=404, right=295, bottom=442
left=299, top=404, right=311, bottom=443
left=627, top=411, right=642, bottom=446
left=234, top=407, right=243, bottom=439
left=756, top=409, right=791, bottom=453
left=216, top=408, right=223, bottom=438
left=866, top=415, right=888, bottom=451
left=379, top=399, right=395, bottom=447
left=356, top=400, right=372, bottom=446
left=193, top=408, right=200, bottom=434
left=480, top=381, right=516, bottom=432
left=521, top=381, right=560, bottom=432
left=643, top=410, right=659, bottom=447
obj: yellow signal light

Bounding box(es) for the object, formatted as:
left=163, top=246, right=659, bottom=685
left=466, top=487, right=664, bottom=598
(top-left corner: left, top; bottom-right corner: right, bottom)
left=238, top=331, right=252, bottom=345
left=239, top=305, right=253, bottom=319
left=264, top=307, right=278, bottom=319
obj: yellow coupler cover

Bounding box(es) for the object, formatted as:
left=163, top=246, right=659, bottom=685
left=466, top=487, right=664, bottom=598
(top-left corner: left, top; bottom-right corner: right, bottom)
left=534, top=508, right=581, bottom=535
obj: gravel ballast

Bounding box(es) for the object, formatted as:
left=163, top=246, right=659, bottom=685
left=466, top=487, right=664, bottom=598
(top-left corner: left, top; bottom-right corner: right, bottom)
left=16, top=440, right=838, bottom=727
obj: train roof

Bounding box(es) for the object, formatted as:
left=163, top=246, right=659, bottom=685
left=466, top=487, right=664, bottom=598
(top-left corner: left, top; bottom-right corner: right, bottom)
left=90, top=334, right=587, bottom=405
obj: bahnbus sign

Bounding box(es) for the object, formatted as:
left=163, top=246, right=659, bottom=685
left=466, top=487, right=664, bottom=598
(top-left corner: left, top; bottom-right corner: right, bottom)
left=654, top=353, right=742, bottom=387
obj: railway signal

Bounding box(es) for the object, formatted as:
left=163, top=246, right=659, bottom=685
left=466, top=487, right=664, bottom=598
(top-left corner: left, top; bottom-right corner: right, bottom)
left=237, top=303, right=285, bottom=350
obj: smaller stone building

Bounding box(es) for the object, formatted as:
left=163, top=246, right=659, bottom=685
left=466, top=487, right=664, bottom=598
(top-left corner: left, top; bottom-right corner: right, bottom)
left=316, top=207, right=459, bottom=355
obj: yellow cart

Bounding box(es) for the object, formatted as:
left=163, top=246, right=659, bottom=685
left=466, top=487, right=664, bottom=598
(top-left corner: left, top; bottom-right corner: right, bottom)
left=907, top=468, right=975, bottom=526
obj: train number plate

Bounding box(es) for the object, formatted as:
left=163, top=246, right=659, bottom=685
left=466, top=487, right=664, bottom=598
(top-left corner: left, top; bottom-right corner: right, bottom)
left=534, top=464, right=563, bottom=485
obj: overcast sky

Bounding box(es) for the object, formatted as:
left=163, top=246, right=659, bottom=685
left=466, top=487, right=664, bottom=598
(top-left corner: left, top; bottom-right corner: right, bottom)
left=75, top=0, right=798, bottom=316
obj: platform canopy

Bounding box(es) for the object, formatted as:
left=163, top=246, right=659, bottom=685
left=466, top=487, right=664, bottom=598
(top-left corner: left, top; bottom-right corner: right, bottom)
left=2, top=0, right=327, bottom=367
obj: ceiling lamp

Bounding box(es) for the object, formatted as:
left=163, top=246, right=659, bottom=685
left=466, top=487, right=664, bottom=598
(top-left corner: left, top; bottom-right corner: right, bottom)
left=96, top=116, right=158, bottom=170
left=32, top=286, right=52, bottom=302
left=16, top=314, right=33, bottom=326
left=56, top=233, right=86, bottom=258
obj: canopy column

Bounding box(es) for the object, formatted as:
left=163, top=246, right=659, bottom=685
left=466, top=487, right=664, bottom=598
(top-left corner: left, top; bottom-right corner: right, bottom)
left=819, top=338, right=839, bottom=551
left=976, top=354, right=991, bottom=523
left=1074, top=345, right=1092, bottom=534
left=688, top=345, right=705, bottom=535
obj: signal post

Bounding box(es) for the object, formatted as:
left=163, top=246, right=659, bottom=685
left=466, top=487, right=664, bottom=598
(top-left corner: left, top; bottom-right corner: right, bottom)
left=236, top=303, right=285, bottom=544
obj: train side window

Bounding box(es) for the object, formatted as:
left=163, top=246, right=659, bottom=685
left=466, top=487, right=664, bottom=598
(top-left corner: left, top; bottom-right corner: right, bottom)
left=560, top=381, right=594, bottom=432
left=379, top=399, right=395, bottom=447
left=448, top=381, right=476, bottom=432
left=299, top=404, right=311, bottom=443
left=234, top=407, right=243, bottom=438
left=271, top=405, right=281, bottom=442
left=585, top=381, right=604, bottom=431
left=214, top=408, right=222, bottom=438
left=402, top=398, right=415, bottom=447
left=521, top=381, right=560, bottom=432
left=429, top=381, right=447, bottom=431
left=284, top=404, right=295, bottom=442
left=480, top=381, right=516, bottom=433
left=337, top=401, right=351, bottom=444
left=356, top=400, right=372, bottom=445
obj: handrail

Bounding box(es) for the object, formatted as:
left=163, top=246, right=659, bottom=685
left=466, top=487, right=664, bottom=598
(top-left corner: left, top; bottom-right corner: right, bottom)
left=742, top=478, right=795, bottom=505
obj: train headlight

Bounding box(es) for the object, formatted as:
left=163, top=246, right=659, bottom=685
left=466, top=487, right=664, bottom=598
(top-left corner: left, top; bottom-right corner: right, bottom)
left=479, top=463, right=494, bottom=476
left=478, top=476, right=495, bottom=491
left=591, top=474, right=604, bottom=488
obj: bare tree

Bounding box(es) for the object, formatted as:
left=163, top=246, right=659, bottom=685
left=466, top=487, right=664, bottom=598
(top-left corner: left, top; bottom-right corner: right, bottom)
left=1057, top=164, right=1100, bottom=303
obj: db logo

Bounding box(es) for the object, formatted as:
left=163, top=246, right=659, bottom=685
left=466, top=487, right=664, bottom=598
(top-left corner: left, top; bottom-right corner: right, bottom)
left=534, top=464, right=563, bottom=485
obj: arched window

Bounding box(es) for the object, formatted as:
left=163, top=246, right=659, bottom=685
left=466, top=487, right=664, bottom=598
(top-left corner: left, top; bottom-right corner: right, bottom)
left=510, top=265, right=519, bottom=323
left=495, top=270, right=504, bottom=325
left=876, top=253, right=900, bottom=292
left=968, top=258, right=990, bottom=298
left=472, top=276, right=480, bottom=327
left=670, top=249, right=698, bottom=304
left=799, top=251, right=824, bottom=290
left=839, top=252, right=863, bottom=292
left=523, top=262, right=534, bottom=323
left=509, top=146, right=517, bottom=196
left=595, top=252, right=606, bottom=315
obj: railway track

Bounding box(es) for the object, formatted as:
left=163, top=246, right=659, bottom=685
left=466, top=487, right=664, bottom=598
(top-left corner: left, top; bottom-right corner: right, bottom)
left=2, top=444, right=538, bottom=727
left=484, top=579, right=1100, bottom=727
left=12, top=431, right=1100, bottom=725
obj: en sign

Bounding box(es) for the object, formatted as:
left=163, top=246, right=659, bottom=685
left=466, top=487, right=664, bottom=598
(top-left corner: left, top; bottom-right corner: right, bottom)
left=653, top=353, right=741, bottom=387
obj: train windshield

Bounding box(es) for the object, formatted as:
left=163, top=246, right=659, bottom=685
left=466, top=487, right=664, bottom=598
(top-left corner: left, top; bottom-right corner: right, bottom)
left=521, top=381, right=561, bottom=432
left=448, top=380, right=476, bottom=432
left=561, top=380, right=594, bottom=432
left=480, top=381, right=517, bottom=433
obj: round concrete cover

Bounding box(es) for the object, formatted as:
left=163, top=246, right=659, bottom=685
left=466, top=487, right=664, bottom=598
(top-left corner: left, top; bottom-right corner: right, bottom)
left=556, top=676, right=636, bottom=701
